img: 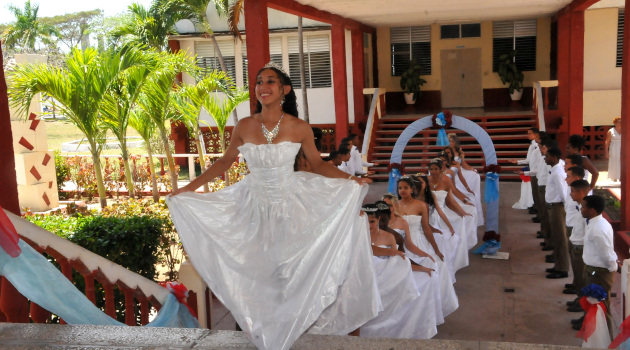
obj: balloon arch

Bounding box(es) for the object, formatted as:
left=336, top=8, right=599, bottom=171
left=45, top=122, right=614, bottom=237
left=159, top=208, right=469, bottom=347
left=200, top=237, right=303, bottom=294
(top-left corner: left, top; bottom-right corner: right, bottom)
left=388, top=115, right=500, bottom=236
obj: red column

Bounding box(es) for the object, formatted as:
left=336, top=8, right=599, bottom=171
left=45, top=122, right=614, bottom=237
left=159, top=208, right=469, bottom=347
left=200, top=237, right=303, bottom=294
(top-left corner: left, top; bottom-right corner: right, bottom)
left=244, top=0, right=270, bottom=115
left=620, top=0, right=630, bottom=231
left=351, top=29, right=366, bottom=133
left=556, top=15, right=570, bottom=117
left=567, top=10, right=585, bottom=137
left=0, top=43, right=20, bottom=215
left=331, top=24, right=350, bottom=145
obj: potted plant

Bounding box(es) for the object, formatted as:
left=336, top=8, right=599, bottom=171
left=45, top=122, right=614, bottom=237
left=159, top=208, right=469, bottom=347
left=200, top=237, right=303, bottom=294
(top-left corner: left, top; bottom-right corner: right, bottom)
left=399, top=60, right=427, bottom=104
left=497, top=50, right=524, bottom=101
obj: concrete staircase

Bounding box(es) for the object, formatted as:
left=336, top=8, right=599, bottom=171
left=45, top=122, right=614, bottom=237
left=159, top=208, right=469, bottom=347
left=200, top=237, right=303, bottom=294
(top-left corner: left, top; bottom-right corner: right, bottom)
left=367, top=113, right=538, bottom=181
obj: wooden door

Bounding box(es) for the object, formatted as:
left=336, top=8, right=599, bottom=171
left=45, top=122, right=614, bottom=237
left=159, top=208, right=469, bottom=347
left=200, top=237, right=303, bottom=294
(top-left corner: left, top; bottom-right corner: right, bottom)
left=440, top=48, right=483, bottom=108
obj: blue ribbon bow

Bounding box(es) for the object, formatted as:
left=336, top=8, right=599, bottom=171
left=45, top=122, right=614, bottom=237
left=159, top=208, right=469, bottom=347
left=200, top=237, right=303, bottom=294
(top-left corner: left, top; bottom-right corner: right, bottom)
left=435, top=112, right=449, bottom=146
left=484, top=172, right=500, bottom=203
left=388, top=168, right=402, bottom=195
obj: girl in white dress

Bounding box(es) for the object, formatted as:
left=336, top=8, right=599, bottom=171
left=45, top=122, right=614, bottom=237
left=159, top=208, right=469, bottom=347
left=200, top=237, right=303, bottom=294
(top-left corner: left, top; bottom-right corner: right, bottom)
left=168, top=65, right=379, bottom=350
left=605, top=117, right=621, bottom=182
left=361, top=205, right=438, bottom=339
left=428, top=159, right=477, bottom=250
left=447, top=134, right=484, bottom=225
left=393, top=178, right=459, bottom=317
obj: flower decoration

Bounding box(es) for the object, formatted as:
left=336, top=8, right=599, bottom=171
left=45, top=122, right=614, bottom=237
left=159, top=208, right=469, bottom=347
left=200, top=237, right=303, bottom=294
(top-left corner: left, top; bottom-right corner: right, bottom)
left=431, top=110, right=452, bottom=129
left=161, top=281, right=197, bottom=318
left=483, top=164, right=502, bottom=174
left=580, top=284, right=608, bottom=302
left=387, top=163, right=406, bottom=173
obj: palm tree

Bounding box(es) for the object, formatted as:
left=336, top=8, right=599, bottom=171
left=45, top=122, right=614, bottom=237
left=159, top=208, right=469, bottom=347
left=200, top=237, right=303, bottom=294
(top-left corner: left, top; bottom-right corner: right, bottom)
left=101, top=50, right=156, bottom=198
left=8, top=48, right=147, bottom=208
left=129, top=110, right=161, bottom=202
left=172, top=70, right=229, bottom=192
left=1, top=0, right=57, bottom=52
left=110, top=0, right=178, bottom=52
left=136, top=50, right=200, bottom=191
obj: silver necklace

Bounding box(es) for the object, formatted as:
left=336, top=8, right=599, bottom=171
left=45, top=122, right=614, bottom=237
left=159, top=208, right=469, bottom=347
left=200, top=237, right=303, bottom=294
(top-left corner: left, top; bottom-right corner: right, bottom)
left=261, top=113, right=284, bottom=144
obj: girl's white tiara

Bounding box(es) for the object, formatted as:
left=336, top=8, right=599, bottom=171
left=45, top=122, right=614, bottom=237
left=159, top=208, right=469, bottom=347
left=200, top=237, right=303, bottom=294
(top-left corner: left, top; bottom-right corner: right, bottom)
left=263, top=61, right=289, bottom=76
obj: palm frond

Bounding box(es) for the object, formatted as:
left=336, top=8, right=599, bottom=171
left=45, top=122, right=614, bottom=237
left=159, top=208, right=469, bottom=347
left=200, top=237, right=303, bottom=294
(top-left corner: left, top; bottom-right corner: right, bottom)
left=227, top=0, right=244, bottom=40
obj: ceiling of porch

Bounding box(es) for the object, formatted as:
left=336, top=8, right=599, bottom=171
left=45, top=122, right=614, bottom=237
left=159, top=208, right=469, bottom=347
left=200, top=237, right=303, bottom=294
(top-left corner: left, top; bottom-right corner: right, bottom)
left=293, top=0, right=624, bottom=27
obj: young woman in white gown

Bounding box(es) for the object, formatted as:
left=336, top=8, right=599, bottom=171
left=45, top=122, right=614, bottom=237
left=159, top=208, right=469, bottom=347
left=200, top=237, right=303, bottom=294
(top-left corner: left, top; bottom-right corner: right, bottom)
left=428, top=159, right=477, bottom=251
left=168, top=64, right=379, bottom=350
left=360, top=205, right=438, bottom=339
left=605, top=117, right=621, bottom=182
left=446, top=134, right=484, bottom=225
left=392, top=178, right=459, bottom=317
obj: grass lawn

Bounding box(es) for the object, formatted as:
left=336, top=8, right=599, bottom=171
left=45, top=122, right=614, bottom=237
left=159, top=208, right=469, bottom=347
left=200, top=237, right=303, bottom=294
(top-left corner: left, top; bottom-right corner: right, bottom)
left=44, top=118, right=145, bottom=156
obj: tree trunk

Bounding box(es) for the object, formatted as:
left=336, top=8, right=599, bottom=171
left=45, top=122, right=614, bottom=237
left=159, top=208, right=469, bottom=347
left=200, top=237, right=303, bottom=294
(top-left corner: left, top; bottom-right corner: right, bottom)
left=120, top=145, right=135, bottom=198
left=195, top=135, right=210, bottom=193
left=210, top=34, right=239, bottom=124
left=159, top=126, right=179, bottom=191
left=89, top=144, right=107, bottom=208
left=298, top=16, right=309, bottom=123
left=147, top=146, right=160, bottom=202
left=220, top=132, right=230, bottom=187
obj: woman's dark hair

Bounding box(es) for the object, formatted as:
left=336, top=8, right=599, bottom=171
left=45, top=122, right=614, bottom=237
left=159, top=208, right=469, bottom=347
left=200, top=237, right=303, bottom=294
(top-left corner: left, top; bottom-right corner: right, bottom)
left=429, top=158, right=443, bottom=170
left=254, top=66, right=299, bottom=118
left=437, top=152, right=451, bottom=167
left=441, top=148, right=455, bottom=163
left=312, top=127, right=323, bottom=152
left=418, top=175, right=435, bottom=207
left=396, top=177, right=416, bottom=200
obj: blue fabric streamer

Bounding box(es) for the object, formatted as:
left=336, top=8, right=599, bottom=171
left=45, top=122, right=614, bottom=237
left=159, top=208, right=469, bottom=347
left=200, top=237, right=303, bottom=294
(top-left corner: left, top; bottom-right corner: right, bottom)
left=484, top=172, right=500, bottom=203
left=0, top=240, right=200, bottom=328
left=388, top=168, right=402, bottom=195
left=472, top=239, right=501, bottom=255
left=436, top=128, right=449, bottom=146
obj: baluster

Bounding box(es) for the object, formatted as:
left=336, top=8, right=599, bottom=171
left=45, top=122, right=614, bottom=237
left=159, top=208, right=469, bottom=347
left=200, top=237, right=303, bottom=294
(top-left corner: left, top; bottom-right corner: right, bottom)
left=139, top=297, right=149, bottom=325
left=30, top=302, right=51, bottom=323
left=544, top=87, right=550, bottom=111
left=81, top=271, right=96, bottom=304
left=123, top=288, right=136, bottom=326
left=104, top=284, right=116, bottom=318
left=0, top=277, right=29, bottom=323
left=187, top=291, right=198, bottom=318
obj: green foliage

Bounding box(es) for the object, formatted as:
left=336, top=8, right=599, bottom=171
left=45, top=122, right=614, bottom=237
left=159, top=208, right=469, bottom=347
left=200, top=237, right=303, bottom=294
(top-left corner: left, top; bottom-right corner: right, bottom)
left=25, top=213, right=86, bottom=239
left=1, top=0, right=58, bottom=52
left=54, top=150, right=70, bottom=193
left=399, top=59, right=427, bottom=101
left=73, top=216, right=164, bottom=280
left=497, top=50, right=524, bottom=94
left=42, top=10, right=104, bottom=51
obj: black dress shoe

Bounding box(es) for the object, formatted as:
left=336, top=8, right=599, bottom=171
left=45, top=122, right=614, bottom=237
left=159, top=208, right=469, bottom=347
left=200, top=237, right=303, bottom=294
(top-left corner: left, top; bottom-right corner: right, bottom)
left=529, top=208, right=538, bottom=214
left=546, top=267, right=558, bottom=273
left=532, top=217, right=541, bottom=223
left=542, top=245, right=554, bottom=251
left=567, top=302, right=583, bottom=312
left=565, top=283, right=574, bottom=289
left=571, top=316, right=585, bottom=325
left=537, top=233, right=545, bottom=239
left=540, top=242, right=546, bottom=246
left=563, top=287, right=577, bottom=295
left=546, top=271, right=568, bottom=279
left=545, top=256, right=556, bottom=263
left=572, top=320, right=583, bottom=330
left=567, top=297, right=580, bottom=306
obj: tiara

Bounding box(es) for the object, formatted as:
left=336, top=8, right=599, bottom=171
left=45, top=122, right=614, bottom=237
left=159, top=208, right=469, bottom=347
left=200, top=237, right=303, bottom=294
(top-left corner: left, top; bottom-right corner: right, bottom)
left=415, top=172, right=427, bottom=176
left=263, top=61, right=289, bottom=77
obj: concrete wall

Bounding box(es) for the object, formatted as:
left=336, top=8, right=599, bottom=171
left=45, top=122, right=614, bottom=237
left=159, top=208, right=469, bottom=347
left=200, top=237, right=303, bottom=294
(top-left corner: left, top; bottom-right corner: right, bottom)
left=583, top=7, right=623, bottom=126
left=376, top=18, right=551, bottom=93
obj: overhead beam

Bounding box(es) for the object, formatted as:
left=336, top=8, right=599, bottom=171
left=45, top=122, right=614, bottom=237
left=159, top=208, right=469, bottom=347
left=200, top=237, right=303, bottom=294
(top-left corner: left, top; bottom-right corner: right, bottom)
left=267, top=0, right=375, bottom=33
left=555, top=0, right=601, bottom=18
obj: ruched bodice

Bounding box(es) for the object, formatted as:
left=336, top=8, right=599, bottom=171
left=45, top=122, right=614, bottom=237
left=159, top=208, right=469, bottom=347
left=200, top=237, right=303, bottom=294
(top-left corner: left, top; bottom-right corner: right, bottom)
left=238, top=142, right=299, bottom=200
left=434, top=190, right=448, bottom=207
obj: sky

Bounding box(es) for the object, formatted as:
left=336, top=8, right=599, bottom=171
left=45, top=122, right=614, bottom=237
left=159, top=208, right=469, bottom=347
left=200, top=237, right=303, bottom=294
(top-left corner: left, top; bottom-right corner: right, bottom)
left=0, top=0, right=154, bottom=24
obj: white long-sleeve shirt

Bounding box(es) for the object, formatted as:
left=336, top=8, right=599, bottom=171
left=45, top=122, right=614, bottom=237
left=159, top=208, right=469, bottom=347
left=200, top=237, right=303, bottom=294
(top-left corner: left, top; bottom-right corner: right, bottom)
left=545, top=162, right=567, bottom=203
left=517, top=140, right=538, bottom=165
left=583, top=214, right=617, bottom=271
left=350, top=145, right=373, bottom=176
left=523, top=142, right=541, bottom=176
left=338, top=161, right=353, bottom=175
left=569, top=204, right=586, bottom=245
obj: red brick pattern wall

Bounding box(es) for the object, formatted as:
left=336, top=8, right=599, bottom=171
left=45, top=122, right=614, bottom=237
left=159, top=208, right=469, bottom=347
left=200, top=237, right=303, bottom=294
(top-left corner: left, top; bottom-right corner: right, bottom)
left=582, top=125, right=613, bottom=160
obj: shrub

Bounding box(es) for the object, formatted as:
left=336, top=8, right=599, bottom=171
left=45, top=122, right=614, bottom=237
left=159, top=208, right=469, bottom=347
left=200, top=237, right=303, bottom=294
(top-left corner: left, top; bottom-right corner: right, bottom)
left=72, top=216, right=164, bottom=280
left=54, top=151, right=70, bottom=197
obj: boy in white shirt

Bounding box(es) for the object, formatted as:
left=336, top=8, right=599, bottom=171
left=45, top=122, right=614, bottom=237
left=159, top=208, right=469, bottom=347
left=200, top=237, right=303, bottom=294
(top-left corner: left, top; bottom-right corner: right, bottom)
left=545, top=147, right=569, bottom=279
left=337, top=146, right=352, bottom=175
left=348, top=134, right=376, bottom=177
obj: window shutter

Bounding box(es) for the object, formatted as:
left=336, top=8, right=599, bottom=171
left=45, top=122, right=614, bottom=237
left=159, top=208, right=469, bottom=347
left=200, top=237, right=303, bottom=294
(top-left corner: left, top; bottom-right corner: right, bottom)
left=618, top=9, right=624, bottom=68
left=390, top=26, right=431, bottom=76
left=493, top=19, right=536, bottom=72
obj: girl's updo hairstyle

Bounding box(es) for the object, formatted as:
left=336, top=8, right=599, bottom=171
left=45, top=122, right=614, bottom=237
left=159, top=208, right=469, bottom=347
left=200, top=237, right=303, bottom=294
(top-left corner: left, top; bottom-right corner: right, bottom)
left=429, top=158, right=443, bottom=170
left=396, top=177, right=417, bottom=200
left=437, top=151, right=451, bottom=167
left=255, top=66, right=299, bottom=118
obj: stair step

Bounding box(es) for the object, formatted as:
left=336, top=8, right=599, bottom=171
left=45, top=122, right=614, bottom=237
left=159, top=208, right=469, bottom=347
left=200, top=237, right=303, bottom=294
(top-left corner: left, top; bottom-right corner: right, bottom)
left=378, top=119, right=536, bottom=129
left=370, top=150, right=527, bottom=158
left=375, top=134, right=528, bottom=143
left=373, top=143, right=530, bottom=151
left=376, top=127, right=532, bottom=136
